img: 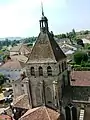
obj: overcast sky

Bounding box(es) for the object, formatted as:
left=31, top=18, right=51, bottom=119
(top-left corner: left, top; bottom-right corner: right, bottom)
left=0, top=0, right=90, bottom=37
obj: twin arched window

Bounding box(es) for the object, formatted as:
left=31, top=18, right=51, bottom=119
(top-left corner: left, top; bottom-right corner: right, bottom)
left=30, top=66, right=52, bottom=76
left=65, top=105, right=77, bottom=120
left=47, top=66, right=52, bottom=76
left=62, top=62, right=64, bottom=72
left=61, top=61, right=67, bottom=72
left=59, top=64, right=61, bottom=73
left=64, top=61, right=67, bottom=69
left=39, top=67, right=43, bottom=76
left=31, top=67, right=35, bottom=76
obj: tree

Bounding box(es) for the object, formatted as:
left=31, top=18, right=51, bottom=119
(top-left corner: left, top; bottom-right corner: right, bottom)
left=72, top=29, right=76, bottom=36
left=77, top=39, right=84, bottom=47
left=84, top=30, right=89, bottom=35
left=74, top=51, right=88, bottom=64
left=61, top=34, right=66, bottom=38
left=0, top=74, right=7, bottom=86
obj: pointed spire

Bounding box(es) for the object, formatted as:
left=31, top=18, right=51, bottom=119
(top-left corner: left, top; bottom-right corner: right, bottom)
left=41, top=1, right=44, bottom=16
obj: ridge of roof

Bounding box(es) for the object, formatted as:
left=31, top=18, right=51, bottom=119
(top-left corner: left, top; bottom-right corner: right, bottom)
left=14, top=94, right=30, bottom=109
left=0, top=59, right=24, bottom=69
left=20, top=106, right=60, bottom=120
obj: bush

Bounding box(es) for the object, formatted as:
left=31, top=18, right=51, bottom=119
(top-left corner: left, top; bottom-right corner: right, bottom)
left=74, top=64, right=81, bottom=68
left=74, top=51, right=88, bottom=64
left=85, top=63, right=90, bottom=67
left=81, top=61, right=86, bottom=67
left=74, top=67, right=90, bottom=71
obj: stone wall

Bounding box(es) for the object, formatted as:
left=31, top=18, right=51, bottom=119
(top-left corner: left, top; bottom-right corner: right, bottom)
left=26, top=60, right=68, bottom=110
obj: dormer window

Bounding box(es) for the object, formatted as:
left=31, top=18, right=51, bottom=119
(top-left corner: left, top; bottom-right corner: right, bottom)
left=39, top=66, right=43, bottom=76
left=47, top=66, right=52, bottom=76
left=31, top=67, right=35, bottom=76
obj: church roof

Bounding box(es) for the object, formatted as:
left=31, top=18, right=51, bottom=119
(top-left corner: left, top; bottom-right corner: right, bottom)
left=27, top=32, right=66, bottom=64
left=20, top=106, right=60, bottom=120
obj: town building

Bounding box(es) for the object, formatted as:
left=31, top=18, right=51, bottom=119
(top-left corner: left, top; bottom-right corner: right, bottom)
left=0, top=58, right=25, bottom=81
left=10, top=44, right=31, bottom=57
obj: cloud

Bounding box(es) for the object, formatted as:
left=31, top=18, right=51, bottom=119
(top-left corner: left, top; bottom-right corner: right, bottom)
left=0, top=0, right=67, bottom=37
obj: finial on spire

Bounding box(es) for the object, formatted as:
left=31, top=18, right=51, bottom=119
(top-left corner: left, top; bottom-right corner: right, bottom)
left=41, top=1, right=44, bottom=16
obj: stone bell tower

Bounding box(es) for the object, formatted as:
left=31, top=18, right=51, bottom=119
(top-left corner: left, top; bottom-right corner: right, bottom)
left=26, top=3, right=68, bottom=113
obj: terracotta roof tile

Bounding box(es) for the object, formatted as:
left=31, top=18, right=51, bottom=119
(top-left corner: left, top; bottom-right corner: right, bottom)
left=0, top=59, right=24, bottom=69
left=14, top=94, right=30, bottom=109
left=20, top=106, right=60, bottom=120
left=70, top=71, right=90, bottom=86
left=0, top=115, right=12, bottom=120
left=11, top=55, right=28, bottom=63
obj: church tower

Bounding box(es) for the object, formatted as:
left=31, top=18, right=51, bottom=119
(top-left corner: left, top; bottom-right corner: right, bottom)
left=26, top=5, right=68, bottom=112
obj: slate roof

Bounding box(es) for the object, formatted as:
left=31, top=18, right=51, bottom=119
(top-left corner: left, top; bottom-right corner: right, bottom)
left=70, top=71, right=90, bottom=86
left=20, top=106, right=60, bottom=120
left=27, top=32, right=66, bottom=64
left=0, top=59, right=24, bottom=69
left=14, top=94, right=30, bottom=109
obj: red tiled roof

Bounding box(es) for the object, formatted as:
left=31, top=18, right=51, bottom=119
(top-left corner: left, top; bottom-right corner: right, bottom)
left=70, top=71, right=90, bottom=86
left=0, top=115, right=12, bottom=120
left=14, top=94, right=30, bottom=109
left=20, top=106, right=60, bottom=120
left=0, top=59, right=24, bottom=69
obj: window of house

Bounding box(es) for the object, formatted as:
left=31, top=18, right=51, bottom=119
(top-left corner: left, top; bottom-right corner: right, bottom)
left=31, top=67, right=35, bottom=76
left=47, top=66, right=52, bottom=76
left=15, top=84, right=17, bottom=87
left=39, top=66, right=43, bottom=76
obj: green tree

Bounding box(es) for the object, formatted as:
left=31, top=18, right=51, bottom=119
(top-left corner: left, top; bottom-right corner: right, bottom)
left=74, top=51, right=88, bottom=64
left=84, top=30, right=89, bottom=35
left=0, top=74, right=7, bottom=86
left=72, top=29, right=76, bottom=36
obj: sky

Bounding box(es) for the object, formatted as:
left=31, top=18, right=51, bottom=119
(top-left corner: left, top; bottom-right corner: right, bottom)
left=0, top=0, right=90, bottom=37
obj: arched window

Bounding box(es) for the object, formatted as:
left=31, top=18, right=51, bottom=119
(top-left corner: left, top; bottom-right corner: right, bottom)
left=64, top=61, right=67, bottom=70
left=46, top=87, right=52, bottom=104
left=65, top=106, right=71, bottom=120
left=62, top=62, right=64, bottom=72
left=65, top=104, right=77, bottom=120
left=47, top=66, right=52, bottom=76
left=62, top=75, right=65, bottom=87
left=59, top=64, right=61, bottom=73
left=31, top=67, right=35, bottom=76
left=35, top=87, right=42, bottom=105
left=39, top=67, right=43, bottom=76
